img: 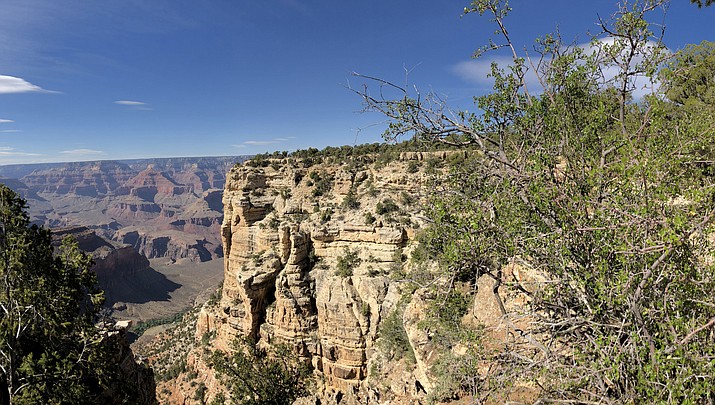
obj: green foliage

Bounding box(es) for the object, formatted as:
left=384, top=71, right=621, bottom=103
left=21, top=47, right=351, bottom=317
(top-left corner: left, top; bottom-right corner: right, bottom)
left=210, top=392, right=227, bottom=405
left=661, top=40, right=715, bottom=107
left=406, top=160, right=420, bottom=173
left=375, top=198, right=399, bottom=215
left=210, top=337, right=313, bottom=405
left=335, top=247, right=361, bottom=277
left=341, top=188, right=360, bottom=210
left=399, top=191, right=414, bottom=206
left=359, top=1, right=715, bottom=402
left=319, top=208, right=333, bottom=224
left=130, top=310, right=188, bottom=338
left=308, top=171, right=334, bottom=197
left=364, top=212, right=376, bottom=225
left=0, top=185, right=139, bottom=403
left=378, top=309, right=415, bottom=364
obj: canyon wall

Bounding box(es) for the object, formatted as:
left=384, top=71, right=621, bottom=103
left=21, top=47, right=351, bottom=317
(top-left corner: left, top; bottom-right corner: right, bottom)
left=4, top=156, right=247, bottom=262
left=195, top=153, right=456, bottom=403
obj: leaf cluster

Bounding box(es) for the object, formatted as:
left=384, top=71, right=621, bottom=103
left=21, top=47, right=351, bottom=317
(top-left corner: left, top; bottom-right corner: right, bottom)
left=210, top=337, right=313, bottom=405
left=359, top=1, right=715, bottom=402
left=0, top=185, right=141, bottom=404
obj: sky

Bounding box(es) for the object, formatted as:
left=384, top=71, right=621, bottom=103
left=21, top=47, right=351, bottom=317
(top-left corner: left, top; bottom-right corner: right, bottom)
left=0, top=0, right=712, bottom=165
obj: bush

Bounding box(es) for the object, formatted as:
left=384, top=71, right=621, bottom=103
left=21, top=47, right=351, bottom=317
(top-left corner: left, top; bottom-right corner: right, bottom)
left=378, top=309, right=415, bottom=363
left=308, top=171, right=333, bottom=197
left=210, top=337, right=313, bottom=405
left=376, top=198, right=399, bottom=215
left=342, top=188, right=360, bottom=210
left=364, top=212, right=376, bottom=224
left=407, top=160, right=420, bottom=173
left=335, top=247, right=361, bottom=277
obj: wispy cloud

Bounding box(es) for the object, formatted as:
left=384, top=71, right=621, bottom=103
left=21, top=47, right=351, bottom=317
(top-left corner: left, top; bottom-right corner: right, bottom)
left=115, top=100, right=152, bottom=111
left=60, top=148, right=106, bottom=156
left=0, top=75, right=54, bottom=94
left=244, top=140, right=280, bottom=146
left=238, top=137, right=295, bottom=147
left=0, top=119, right=14, bottom=123
left=0, top=146, right=41, bottom=156
left=0, top=130, right=21, bottom=133
left=115, top=100, right=146, bottom=106
left=451, top=39, right=667, bottom=100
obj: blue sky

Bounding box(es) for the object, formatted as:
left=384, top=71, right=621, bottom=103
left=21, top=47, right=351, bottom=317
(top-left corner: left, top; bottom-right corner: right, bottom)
left=0, top=0, right=712, bottom=165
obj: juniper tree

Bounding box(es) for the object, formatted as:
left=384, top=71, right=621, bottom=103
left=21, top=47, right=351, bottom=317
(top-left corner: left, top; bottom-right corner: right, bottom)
left=0, top=184, right=136, bottom=404
left=356, top=0, right=715, bottom=402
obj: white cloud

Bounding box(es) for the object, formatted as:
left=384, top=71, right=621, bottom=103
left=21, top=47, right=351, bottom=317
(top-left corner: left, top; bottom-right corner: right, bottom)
left=60, top=148, right=106, bottom=156
left=582, top=38, right=666, bottom=99
left=115, top=100, right=152, bottom=111
left=115, top=100, right=146, bottom=106
left=0, top=75, right=52, bottom=94
left=232, top=144, right=247, bottom=149
left=0, top=146, right=40, bottom=156
left=0, top=130, right=21, bottom=133
left=451, top=39, right=667, bottom=100
left=451, top=56, right=542, bottom=91
left=0, top=119, right=14, bottom=123
left=244, top=140, right=280, bottom=145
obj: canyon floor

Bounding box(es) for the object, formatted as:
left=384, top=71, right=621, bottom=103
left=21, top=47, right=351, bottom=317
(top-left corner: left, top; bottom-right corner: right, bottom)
left=111, top=257, right=223, bottom=325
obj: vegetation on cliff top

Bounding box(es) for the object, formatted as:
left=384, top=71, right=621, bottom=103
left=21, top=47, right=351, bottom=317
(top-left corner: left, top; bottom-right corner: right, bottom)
left=356, top=0, right=715, bottom=403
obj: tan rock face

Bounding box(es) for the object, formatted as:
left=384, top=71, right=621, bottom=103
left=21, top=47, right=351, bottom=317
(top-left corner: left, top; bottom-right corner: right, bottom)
left=204, top=156, right=430, bottom=400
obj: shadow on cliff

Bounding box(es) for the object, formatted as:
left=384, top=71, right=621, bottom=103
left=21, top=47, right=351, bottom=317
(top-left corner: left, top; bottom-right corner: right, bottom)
left=101, top=266, right=181, bottom=306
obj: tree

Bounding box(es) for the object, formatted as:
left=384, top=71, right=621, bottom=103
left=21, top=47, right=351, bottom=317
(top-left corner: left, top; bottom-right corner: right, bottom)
left=356, top=0, right=715, bottom=402
left=209, top=337, right=313, bottom=405
left=0, top=184, right=132, bottom=404
left=661, top=40, right=715, bottom=107
left=690, top=0, right=714, bottom=7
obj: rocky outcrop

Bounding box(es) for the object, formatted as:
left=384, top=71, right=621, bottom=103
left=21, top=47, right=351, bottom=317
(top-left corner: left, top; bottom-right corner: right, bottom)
left=117, top=229, right=219, bottom=263
left=51, top=226, right=152, bottom=295
left=196, top=155, right=435, bottom=402
left=101, top=326, right=158, bottom=404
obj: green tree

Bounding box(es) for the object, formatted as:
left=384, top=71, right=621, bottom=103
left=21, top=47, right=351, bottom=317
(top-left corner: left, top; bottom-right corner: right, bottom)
left=661, top=40, right=715, bottom=107
left=209, top=337, right=313, bottom=405
left=357, top=0, right=715, bottom=402
left=0, top=185, right=134, bottom=404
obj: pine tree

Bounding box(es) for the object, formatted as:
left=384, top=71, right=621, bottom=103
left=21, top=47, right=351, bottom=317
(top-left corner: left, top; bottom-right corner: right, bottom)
left=0, top=184, right=134, bottom=404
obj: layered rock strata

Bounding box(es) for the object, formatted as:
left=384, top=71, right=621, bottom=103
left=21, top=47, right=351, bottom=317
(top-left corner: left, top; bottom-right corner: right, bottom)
left=197, top=155, right=436, bottom=401
left=7, top=156, right=246, bottom=262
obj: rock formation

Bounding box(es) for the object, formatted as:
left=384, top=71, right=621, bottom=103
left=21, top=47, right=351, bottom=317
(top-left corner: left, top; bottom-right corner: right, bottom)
left=4, top=156, right=247, bottom=262
left=195, top=154, right=437, bottom=402
left=146, top=148, right=544, bottom=404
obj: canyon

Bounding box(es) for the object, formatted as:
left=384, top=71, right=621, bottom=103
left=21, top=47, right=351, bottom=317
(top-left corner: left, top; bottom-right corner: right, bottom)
left=1, top=156, right=247, bottom=263
left=147, top=149, right=535, bottom=404
left=2, top=150, right=536, bottom=403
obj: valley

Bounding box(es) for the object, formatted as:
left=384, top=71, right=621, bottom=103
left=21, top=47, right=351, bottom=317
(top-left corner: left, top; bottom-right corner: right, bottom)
left=1, top=156, right=246, bottom=325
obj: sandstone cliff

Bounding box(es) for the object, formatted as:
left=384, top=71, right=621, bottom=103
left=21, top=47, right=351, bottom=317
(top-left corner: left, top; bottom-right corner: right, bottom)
left=148, top=148, right=546, bottom=404
left=192, top=152, right=439, bottom=403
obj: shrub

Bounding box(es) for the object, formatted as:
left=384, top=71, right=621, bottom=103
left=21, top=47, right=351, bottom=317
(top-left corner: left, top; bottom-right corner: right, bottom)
left=335, top=247, right=361, bottom=277
left=342, top=188, right=360, bottom=210
left=364, top=212, right=376, bottom=225
left=376, top=198, right=399, bottom=215
left=378, top=309, right=415, bottom=363
left=407, top=160, right=420, bottom=173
